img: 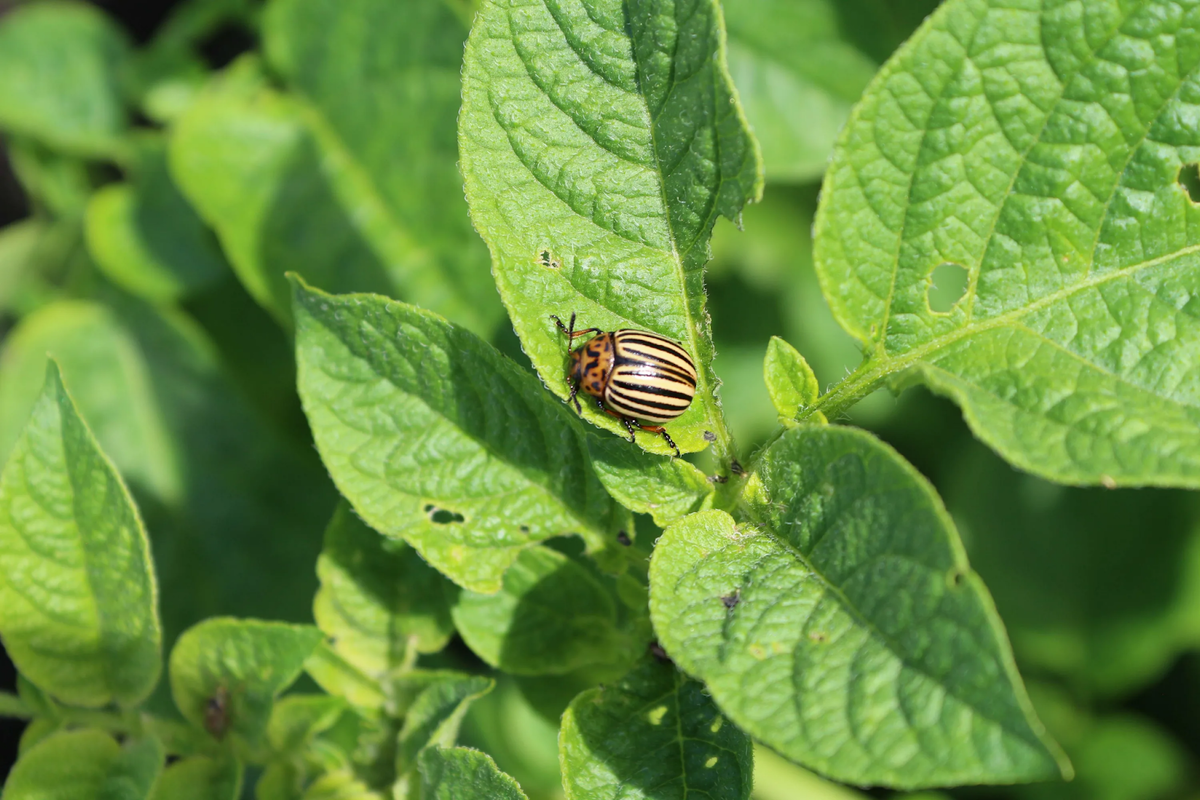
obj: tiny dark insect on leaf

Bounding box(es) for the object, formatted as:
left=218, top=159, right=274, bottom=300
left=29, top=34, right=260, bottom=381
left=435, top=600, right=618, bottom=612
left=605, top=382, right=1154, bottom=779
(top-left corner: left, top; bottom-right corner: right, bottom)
left=721, top=590, right=740, bottom=609
left=648, top=641, right=672, bottom=664
left=617, top=530, right=632, bottom=546
left=205, top=686, right=231, bottom=740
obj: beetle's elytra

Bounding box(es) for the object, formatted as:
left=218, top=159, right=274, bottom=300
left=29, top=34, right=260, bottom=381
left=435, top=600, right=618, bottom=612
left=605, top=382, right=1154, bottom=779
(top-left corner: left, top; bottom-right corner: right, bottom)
left=551, top=312, right=697, bottom=457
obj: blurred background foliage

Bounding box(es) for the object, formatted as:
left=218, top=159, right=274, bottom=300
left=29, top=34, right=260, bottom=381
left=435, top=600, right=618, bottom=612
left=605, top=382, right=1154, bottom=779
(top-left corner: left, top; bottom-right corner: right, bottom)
left=0, top=0, right=1197, bottom=798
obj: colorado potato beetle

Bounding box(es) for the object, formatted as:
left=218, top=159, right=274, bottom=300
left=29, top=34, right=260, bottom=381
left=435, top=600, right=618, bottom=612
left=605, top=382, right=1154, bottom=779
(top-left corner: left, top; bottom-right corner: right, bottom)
left=551, top=312, right=697, bottom=457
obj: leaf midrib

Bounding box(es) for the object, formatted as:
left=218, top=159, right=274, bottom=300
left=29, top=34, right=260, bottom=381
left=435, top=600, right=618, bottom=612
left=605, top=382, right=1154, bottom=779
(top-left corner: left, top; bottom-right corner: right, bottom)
left=306, top=299, right=612, bottom=543
left=727, top=512, right=1046, bottom=758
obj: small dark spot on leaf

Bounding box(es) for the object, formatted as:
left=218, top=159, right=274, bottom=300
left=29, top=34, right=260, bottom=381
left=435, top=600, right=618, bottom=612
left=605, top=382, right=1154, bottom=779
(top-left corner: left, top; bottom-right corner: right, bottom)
left=519, top=525, right=530, bottom=533
left=721, top=590, right=740, bottom=609
left=808, top=631, right=828, bottom=644
left=947, top=567, right=966, bottom=589
left=648, top=641, right=672, bottom=664
left=928, top=262, right=969, bottom=313
left=708, top=474, right=728, bottom=484
left=730, top=459, right=744, bottom=476
left=617, top=530, right=632, bottom=546
left=1179, top=163, right=1200, bottom=202
left=703, top=430, right=716, bottom=442
left=424, top=504, right=464, bottom=524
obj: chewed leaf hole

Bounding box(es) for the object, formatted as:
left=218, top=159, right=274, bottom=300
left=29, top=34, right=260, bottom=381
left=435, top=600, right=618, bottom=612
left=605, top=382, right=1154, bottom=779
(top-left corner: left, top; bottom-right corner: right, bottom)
left=424, top=504, right=464, bottom=524
left=927, top=262, right=969, bottom=313
left=1179, top=163, right=1200, bottom=202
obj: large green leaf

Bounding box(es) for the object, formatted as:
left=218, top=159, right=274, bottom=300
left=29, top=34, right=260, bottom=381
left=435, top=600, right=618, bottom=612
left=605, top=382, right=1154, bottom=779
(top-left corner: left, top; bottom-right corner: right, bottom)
left=2, top=730, right=162, bottom=800
left=459, top=0, right=762, bottom=461
left=0, top=363, right=160, bottom=708
left=814, top=0, right=1200, bottom=487
left=649, top=425, right=1069, bottom=788
left=945, top=442, right=1200, bottom=696
left=0, top=1, right=130, bottom=157
left=450, top=546, right=624, bottom=676
left=394, top=673, right=494, bottom=798
left=722, top=0, right=876, bottom=182
left=292, top=279, right=630, bottom=593
left=173, top=0, right=503, bottom=336
left=168, top=618, right=323, bottom=745
left=149, top=755, right=242, bottom=800
left=559, top=656, right=753, bottom=800
left=315, top=501, right=455, bottom=681
left=85, top=135, right=226, bottom=303
left=0, top=294, right=335, bottom=639
left=419, top=747, right=528, bottom=800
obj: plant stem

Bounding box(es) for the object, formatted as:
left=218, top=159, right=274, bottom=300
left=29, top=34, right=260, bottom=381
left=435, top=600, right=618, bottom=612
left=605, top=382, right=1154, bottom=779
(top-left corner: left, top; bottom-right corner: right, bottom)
left=0, top=691, right=30, bottom=719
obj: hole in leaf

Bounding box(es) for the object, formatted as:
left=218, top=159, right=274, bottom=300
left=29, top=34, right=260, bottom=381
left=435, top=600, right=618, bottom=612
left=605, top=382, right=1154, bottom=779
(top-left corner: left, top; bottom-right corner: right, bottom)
left=424, top=504, right=464, bottom=524
left=927, top=262, right=969, bottom=313
left=1179, top=163, right=1200, bottom=202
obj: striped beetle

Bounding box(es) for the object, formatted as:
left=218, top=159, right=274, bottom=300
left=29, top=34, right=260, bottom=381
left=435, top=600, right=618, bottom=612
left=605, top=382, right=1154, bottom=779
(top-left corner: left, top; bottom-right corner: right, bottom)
left=551, top=312, right=696, bottom=457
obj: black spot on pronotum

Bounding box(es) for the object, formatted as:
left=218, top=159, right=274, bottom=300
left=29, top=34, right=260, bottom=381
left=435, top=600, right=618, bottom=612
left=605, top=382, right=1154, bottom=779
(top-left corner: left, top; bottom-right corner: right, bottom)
left=703, top=430, right=716, bottom=442
left=927, top=262, right=969, bottom=313
left=721, top=590, right=740, bottom=609
left=616, top=530, right=632, bottom=546
left=648, top=641, right=672, bottom=664
left=1179, top=163, right=1200, bottom=202
left=424, top=504, right=464, bottom=524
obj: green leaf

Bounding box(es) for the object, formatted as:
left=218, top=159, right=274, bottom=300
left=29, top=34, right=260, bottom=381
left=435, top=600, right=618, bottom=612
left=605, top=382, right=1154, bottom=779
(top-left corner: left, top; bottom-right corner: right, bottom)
left=813, top=0, right=1200, bottom=487
left=394, top=673, right=494, bottom=798
left=763, top=336, right=823, bottom=422
left=304, top=641, right=387, bottom=711
left=292, top=279, right=631, bottom=593
left=945, top=442, right=1200, bottom=696
left=752, top=745, right=869, bottom=800
left=149, top=755, right=243, bottom=800
left=85, top=135, right=226, bottom=303
left=0, top=1, right=130, bottom=158
left=168, top=618, right=323, bottom=744
left=173, top=0, right=503, bottom=337
left=267, top=695, right=347, bottom=754
left=450, top=546, right=623, bottom=676
left=559, top=656, right=753, bottom=800
left=0, top=362, right=160, bottom=708
left=262, top=0, right=502, bottom=335
left=418, top=747, right=528, bottom=800
left=649, top=426, right=1070, bottom=788
left=315, top=501, right=454, bottom=681
left=459, top=0, right=762, bottom=460
left=2, top=730, right=162, bottom=800
left=302, top=772, right=382, bottom=800
left=461, top=676, right=565, bottom=798
left=586, top=435, right=714, bottom=528
left=0, top=294, right=335, bottom=639
left=722, top=0, right=877, bottom=182
left=7, top=138, right=99, bottom=217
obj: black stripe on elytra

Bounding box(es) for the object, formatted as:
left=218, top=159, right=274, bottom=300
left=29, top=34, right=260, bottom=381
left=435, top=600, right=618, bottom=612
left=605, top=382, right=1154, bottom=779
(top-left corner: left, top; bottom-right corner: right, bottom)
left=617, top=337, right=692, bottom=363
left=610, top=379, right=693, bottom=402
left=613, top=359, right=698, bottom=386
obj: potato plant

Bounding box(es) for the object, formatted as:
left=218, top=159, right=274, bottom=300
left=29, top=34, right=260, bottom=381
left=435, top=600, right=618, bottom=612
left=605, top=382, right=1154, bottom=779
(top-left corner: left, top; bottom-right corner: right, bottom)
left=0, top=0, right=1198, bottom=798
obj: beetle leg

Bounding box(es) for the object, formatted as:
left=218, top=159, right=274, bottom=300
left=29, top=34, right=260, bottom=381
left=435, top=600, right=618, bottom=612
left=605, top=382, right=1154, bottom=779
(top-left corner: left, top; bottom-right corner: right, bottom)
left=568, top=378, right=582, bottom=413
left=622, top=417, right=638, bottom=444
left=639, top=424, right=681, bottom=458
left=550, top=314, right=601, bottom=341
